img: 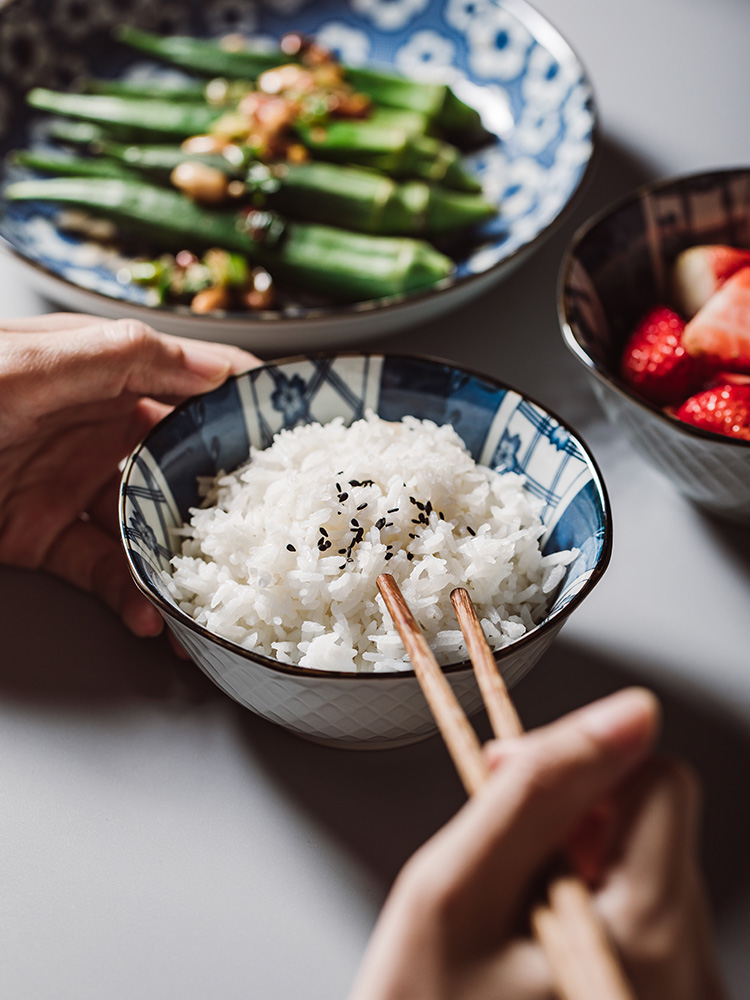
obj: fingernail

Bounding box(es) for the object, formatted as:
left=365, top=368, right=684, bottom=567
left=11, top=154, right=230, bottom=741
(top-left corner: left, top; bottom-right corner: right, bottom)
left=182, top=342, right=233, bottom=381
left=579, top=688, right=660, bottom=755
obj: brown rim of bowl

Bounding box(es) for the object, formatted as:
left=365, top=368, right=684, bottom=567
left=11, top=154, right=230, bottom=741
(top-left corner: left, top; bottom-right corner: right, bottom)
left=0, top=0, right=600, bottom=331
left=119, top=349, right=613, bottom=682
left=557, top=164, right=750, bottom=450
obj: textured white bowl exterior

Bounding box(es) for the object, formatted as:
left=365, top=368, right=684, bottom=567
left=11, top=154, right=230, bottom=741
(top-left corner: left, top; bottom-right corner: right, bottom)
left=167, top=614, right=563, bottom=748
left=588, top=377, right=750, bottom=524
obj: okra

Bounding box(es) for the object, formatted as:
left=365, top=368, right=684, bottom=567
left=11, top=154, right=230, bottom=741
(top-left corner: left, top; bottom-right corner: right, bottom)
left=5, top=177, right=454, bottom=301
left=86, top=76, right=436, bottom=136
left=10, top=149, right=137, bottom=181
left=295, top=122, right=480, bottom=191
left=85, top=78, right=209, bottom=101
left=27, top=88, right=220, bottom=140
left=98, top=141, right=251, bottom=180
left=114, top=25, right=484, bottom=140
left=12, top=146, right=494, bottom=236
left=26, top=88, right=478, bottom=190
left=114, top=26, right=280, bottom=81
left=247, top=161, right=494, bottom=235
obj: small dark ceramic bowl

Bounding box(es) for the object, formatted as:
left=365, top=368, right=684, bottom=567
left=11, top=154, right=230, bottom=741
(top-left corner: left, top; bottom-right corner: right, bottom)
left=120, top=353, right=611, bottom=748
left=559, top=167, right=750, bottom=524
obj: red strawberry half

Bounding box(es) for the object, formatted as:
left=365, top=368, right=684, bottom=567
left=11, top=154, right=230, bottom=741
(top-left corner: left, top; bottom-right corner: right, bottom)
left=704, top=370, right=750, bottom=388
left=620, top=306, right=704, bottom=406
left=682, top=266, right=750, bottom=371
left=674, top=383, right=750, bottom=440
left=672, top=244, right=750, bottom=318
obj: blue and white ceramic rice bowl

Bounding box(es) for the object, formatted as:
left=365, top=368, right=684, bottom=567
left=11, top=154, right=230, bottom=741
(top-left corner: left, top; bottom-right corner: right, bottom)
left=0, top=0, right=596, bottom=352
left=120, top=354, right=611, bottom=747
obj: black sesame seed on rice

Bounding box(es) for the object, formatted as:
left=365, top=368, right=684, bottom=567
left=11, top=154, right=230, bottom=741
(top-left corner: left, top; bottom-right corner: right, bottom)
left=286, top=544, right=296, bottom=551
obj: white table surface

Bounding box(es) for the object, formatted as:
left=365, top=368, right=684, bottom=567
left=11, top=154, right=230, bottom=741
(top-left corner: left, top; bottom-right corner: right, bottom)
left=2, top=1, right=750, bottom=996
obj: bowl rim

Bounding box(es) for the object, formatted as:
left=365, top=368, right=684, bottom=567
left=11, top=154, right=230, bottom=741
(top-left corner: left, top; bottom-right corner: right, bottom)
left=557, top=164, right=750, bottom=450
left=0, top=0, right=600, bottom=335
left=119, top=350, right=613, bottom=681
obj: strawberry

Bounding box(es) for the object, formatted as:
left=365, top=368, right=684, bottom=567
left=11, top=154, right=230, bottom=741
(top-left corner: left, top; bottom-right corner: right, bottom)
left=672, top=244, right=750, bottom=318
left=682, top=267, right=750, bottom=371
left=619, top=306, right=704, bottom=406
left=674, top=383, right=750, bottom=440
left=704, top=370, right=750, bottom=388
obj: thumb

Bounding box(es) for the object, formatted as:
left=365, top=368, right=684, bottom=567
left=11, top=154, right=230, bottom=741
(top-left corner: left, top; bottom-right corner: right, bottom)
left=0, top=318, right=258, bottom=419
left=417, top=689, right=660, bottom=933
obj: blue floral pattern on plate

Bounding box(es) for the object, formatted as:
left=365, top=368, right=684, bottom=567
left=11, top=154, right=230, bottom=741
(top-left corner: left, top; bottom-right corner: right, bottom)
left=0, top=0, right=596, bottom=349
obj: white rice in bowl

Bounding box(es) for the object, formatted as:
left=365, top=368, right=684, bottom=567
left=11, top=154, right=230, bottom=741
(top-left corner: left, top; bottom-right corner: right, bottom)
left=164, top=413, right=577, bottom=672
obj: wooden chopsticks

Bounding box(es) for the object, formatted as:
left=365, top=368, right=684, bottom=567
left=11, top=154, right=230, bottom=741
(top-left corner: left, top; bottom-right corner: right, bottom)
left=377, top=574, right=636, bottom=1000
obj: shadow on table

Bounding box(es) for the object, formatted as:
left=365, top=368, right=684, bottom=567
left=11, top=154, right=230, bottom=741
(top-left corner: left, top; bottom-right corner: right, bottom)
left=2, top=562, right=749, bottom=921
left=234, top=635, right=750, bottom=919
left=0, top=566, right=217, bottom=707
left=698, top=508, right=750, bottom=580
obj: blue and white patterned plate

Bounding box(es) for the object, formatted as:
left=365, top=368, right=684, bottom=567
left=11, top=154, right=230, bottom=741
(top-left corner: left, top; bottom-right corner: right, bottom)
left=120, top=353, right=611, bottom=746
left=0, top=0, right=596, bottom=353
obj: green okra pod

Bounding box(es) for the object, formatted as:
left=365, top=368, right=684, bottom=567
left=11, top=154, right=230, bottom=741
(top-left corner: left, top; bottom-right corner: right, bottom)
left=98, top=141, right=251, bottom=180
left=85, top=76, right=438, bottom=137
left=296, top=122, right=480, bottom=192
left=114, top=25, right=485, bottom=140
left=27, top=88, right=220, bottom=140
left=47, top=119, right=120, bottom=146
left=27, top=88, right=479, bottom=190
left=114, top=25, right=280, bottom=81
left=84, top=77, right=209, bottom=101
left=10, top=149, right=138, bottom=181
left=246, top=161, right=495, bottom=236
left=13, top=142, right=493, bottom=236
left=4, top=176, right=454, bottom=301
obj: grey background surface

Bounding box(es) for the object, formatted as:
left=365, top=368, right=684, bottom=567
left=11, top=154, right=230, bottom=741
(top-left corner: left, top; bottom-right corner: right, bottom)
left=2, top=0, right=750, bottom=996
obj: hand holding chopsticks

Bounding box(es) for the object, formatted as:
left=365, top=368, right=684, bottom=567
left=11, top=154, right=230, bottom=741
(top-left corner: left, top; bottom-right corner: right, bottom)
left=377, top=573, right=637, bottom=1000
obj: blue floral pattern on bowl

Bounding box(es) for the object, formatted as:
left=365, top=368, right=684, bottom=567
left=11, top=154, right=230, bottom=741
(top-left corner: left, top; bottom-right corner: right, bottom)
left=119, top=353, right=611, bottom=746
left=0, top=0, right=596, bottom=350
